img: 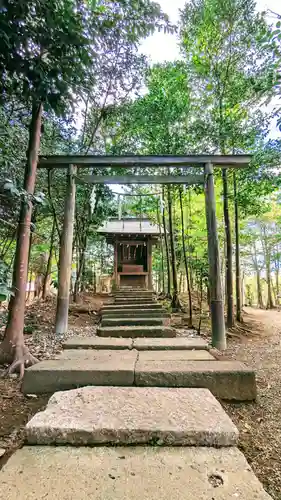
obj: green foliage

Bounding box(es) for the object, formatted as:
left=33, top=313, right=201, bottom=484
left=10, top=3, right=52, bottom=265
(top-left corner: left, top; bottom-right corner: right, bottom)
left=0, top=260, right=13, bottom=302
left=0, top=0, right=95, bottom=111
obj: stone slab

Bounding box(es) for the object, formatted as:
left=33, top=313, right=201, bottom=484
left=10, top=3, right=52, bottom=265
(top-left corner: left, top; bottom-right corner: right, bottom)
left=102, top=303, right=163, bottom=310
left=114, top=298, right=156, bottom=303
left=56, top=349, right=134, bottom=360
left=138, top=350, right=215, bottom=361
left=101, top=317, right=164, bottom=327
left=0, top=446, right=272, bottom=500
left=102, top=309, right=170, bottom=318
left=63, top=336, right=133, bottom=350
left=25, top=386, right=238, bottom=446
left=97, top=325, right=176, bottom=338
left=115, top=292, right=154, bottom=295
left=135, top=360, right=257, bottom=400
left=22, top=350, right=137, bottom=394
left=133, top=337, right=209, bottom=350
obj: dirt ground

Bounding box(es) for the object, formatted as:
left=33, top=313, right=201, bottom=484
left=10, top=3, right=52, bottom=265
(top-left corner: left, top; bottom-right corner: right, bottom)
left=0, top=299, right=281, bottom=499
left=222, top=307, right=281, bottom=500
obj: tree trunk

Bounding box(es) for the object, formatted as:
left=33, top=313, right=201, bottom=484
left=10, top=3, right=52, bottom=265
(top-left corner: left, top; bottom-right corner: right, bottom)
left=197, top=268, right=204, bottom=335
left=262, top=227, right=274, bottom=309
left=42, top=217, right=56, bottom=300
left=233, top=172, right=242, bottom=322
left=276, top=263, right=280, bottom=306
left=167, top=186, right=181, bottom=311
left=222, top=169, right=234, bottom=327
left=0, top=102, right=42, bottom=376
left=179, top=187, right=193, bottom=327
left=266, top=257, right=274, bottom=309
left=256, top=269, right=264, bottom=308
left=253, top=242, right=264, bottom=308
left=156, top=200, right=165, bottom=293
left=74, top=244, right=86, bottom=302
left=162, top=187, right=171, bottom=298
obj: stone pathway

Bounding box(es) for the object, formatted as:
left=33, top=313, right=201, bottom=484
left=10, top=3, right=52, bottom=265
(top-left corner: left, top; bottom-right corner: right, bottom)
left=0, top=290, right=272, bottom=499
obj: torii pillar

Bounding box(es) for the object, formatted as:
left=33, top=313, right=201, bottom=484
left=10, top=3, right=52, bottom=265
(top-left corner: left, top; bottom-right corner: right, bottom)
left=204, top=162, right=226, bottom=350
left=55, top=164, right=76, bottom=336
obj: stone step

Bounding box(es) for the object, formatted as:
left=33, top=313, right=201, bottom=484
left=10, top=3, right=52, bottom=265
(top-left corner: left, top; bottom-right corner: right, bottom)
left=25, top=387, right=238, bottom=446
left=101, top=309, right=170, bottom=318
left=22, top=350, right=138, bottom=394
left=114, top=290, right=154, bottom=297
left=57, top=349, right=214, bottom=362
left=115, top=297, right=156, bottom=303
left=114, top=295, right=154, bottom=299
left=101, top=317, right=165, bottom=327
left=97, top=325, right=176, bottom=338
left=133, top=337, right=209, bottom=350
left=138, top=350, right=215, bottom=361
left=102, top=303, right=163, bottom=310
left=62, top=336, right=208, bottom=351
left=135, top=359, right=256, bottom=400
left=63, top=337, right=133, bottom=350
left=22, top=349, right=256, bottom=400
left=1, top=446, right=272, bottom=500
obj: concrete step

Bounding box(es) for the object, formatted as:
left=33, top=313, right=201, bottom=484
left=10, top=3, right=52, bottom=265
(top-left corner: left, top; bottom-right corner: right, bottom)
left=1, top=446, right=272, bottom=499
left=102, top=303, right=163, bottom=310
left=101, top=317, right=165, bottom=327
left=62, top=336, right=208, bottom=351
left=25, top=387, right=238, bottom=446
left=135, top=359, right=256, bottom=400
left=97, top=325, right=176, bottom=338
left=133, top=337, right=209, bottom=350
left=114, top=297, right=156, bottom=304
left=57, top=349, right=214, bottom=363
left=115, top=291, right=154, bottom=296
left=22, top=350, right=138, bottom=394
left=22, top=350, right=256, bottom=400
left=63, top=337, right=133, bottom=350
left=114, top=292, right=155, bottom=299
left=138, top=350, right=215, bottom=361
left=101, top=309, right=170, bottom=318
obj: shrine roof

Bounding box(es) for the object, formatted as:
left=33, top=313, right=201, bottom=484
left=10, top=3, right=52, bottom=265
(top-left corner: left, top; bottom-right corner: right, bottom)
left=97, top=218, right=160, bottom=236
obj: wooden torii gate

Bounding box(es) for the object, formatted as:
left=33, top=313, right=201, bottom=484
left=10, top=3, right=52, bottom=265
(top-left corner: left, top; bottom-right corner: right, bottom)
left=38, top=154, right=251, bottom=350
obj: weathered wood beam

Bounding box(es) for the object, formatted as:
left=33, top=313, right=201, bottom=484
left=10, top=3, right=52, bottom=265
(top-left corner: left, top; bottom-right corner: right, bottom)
left=75, top=174, right=205, bottom=185
left=38, top=154, right=251, bottom=168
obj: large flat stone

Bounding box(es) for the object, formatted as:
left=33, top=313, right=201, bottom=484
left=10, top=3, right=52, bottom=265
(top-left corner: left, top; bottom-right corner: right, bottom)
left=63, top=337, right=133, bottom=350
left=22, top=350, right=137, bottom=394
left=97, top=325, right=176, bottom=338
left=0, top=446, right=272, bottom=500
left=133, top=337, right=209, bottom=350
left=135, top=360, right=257, bottom=400
left=25, top=386, right=237, bottom=446
left=138, top=350, right=215, bottom=361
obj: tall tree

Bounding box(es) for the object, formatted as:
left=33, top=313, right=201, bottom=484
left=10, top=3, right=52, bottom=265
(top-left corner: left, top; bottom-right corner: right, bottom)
left=180, top=0, right=274, bottom=327
left=0, top=0, right=97, bottom=374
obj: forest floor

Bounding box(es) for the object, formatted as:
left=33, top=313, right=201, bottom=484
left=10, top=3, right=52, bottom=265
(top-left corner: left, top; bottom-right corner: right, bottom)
left=0, top=296, right=281, bottom=499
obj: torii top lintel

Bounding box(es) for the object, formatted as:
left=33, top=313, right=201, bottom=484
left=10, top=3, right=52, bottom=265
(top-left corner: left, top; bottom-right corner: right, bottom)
left=38, top=154, right=251, bottom=168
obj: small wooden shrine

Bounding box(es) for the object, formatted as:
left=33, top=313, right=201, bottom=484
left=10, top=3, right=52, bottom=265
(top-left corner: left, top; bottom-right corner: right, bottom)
left=97, top=218, right=160, bottom=289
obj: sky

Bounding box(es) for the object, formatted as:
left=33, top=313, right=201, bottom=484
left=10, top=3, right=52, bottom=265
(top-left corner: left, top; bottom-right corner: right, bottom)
left=139, top=0, right=280, bottom=139
left=141, top=0, right=279, bottom=63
